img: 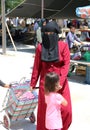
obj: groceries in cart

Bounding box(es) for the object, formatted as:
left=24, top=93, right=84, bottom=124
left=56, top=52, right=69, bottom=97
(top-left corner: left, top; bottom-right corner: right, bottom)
left=1, top=78, right=38, bottom=129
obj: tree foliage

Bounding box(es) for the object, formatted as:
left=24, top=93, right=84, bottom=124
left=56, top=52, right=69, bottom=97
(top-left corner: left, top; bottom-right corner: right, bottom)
left=0, top=0, right=24, bottom=14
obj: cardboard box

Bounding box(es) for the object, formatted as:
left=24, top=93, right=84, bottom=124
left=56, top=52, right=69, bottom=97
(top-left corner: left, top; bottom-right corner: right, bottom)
left=76, top=65, right=86, bottom=76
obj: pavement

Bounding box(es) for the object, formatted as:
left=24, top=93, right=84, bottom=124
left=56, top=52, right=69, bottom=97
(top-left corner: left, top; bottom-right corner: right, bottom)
left=0, top=43, right=90, bottom=130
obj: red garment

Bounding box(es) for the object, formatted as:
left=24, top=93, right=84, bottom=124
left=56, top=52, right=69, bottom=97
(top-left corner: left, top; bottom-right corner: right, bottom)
left=30, top=41, right=72, bottom=130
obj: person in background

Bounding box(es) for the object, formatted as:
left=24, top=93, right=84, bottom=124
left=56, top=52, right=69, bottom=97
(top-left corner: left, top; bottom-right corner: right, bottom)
left=45, top=72, right=68, bottom=130
left=30, top=22, right=34, bottom=31
left=41, top=18, right=47, bottom=33
left=30, top=21, right=72, bottom=130
left=0, top=80, right=10, bottom=88
left=33, top=19, right=46, bottom=57
left=66, top=25, right=83, bottom=50
left=33, top=19, right=41, bottom=48
left=35, top=19, right=46, bottom=47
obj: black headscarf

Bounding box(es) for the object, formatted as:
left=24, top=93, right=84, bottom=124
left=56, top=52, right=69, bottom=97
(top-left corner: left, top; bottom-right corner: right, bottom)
left=41, top=21, right=60, bottom=62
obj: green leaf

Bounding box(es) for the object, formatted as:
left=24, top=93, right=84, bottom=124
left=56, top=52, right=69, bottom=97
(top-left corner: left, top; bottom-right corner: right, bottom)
left=0, top=0, right=24, bottom=14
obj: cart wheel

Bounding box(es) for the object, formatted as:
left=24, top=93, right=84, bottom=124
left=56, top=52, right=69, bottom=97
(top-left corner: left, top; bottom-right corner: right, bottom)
left=3, top=114, right=10, bottom=129
left=29, top=112, right=35, bottom=123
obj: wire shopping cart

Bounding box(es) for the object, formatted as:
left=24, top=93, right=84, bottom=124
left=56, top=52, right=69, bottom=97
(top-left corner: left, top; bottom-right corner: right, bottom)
left=1, top=78, right=38, bottom=129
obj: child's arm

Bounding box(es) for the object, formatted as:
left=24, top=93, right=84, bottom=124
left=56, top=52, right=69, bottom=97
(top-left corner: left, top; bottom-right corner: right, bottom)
left=56, top=94, right=68, bottom=106
left=61, top=96, right=68, bottom=106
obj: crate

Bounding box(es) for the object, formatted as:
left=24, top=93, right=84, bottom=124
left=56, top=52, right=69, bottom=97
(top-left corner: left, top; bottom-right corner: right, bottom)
left=76, top=65, right=86, bottom=76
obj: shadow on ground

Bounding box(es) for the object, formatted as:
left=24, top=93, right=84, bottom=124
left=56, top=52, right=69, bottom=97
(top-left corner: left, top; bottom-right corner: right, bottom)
left=68, top=72, right=86, bottom=84
left=1, top=42, right=36, bottom=54
left=10, top=119, right=36, bottom=130
left=17, top=48, right=35, bottom=54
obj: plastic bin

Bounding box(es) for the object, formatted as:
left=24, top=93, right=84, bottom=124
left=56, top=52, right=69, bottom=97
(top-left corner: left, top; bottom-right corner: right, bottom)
left=83, top=51, right=90, bottom=61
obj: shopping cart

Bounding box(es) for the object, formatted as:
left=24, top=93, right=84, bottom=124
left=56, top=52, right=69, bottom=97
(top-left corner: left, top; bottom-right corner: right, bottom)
left=1, top=78, right=38, bottom=129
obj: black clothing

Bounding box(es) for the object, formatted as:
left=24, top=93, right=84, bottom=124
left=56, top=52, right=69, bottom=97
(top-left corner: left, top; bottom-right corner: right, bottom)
left=41, top=21, right=60, bottom=62
left=43, top=21, right=60, bottom=34
left=41, top=33, right=59, bottom=62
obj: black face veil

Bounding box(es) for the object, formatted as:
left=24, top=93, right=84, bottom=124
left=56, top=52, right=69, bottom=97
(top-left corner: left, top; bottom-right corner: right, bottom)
left=41, top=21, right=60, bottom=62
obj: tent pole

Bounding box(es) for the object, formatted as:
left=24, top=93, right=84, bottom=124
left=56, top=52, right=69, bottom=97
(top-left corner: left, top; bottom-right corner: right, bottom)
left=41, top=0, right=44, bottom=18
left=1, top=0, right=6, bottom=54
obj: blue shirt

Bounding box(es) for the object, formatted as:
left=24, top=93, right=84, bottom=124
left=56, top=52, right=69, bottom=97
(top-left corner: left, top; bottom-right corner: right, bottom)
left=66, top=32, right=80, bottom=48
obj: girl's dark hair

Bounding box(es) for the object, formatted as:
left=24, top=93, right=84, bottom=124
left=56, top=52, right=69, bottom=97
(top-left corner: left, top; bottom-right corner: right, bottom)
left=44, top=72, right=59, bottom=93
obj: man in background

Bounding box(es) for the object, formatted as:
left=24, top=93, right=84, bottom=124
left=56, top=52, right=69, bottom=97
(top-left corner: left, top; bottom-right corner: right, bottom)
left=66, top=25, right=83, bottom=50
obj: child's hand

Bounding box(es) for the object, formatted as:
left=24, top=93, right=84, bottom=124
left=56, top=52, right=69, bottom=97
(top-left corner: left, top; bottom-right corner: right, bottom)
left=56, top=85, right=62, bottom=92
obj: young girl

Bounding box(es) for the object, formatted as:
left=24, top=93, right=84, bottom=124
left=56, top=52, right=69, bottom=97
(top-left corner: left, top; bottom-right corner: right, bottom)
left=44, top=72, right=68, bottom=130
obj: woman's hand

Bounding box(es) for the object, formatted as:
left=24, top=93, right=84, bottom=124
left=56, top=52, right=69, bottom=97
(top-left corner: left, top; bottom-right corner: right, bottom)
left=30, top=86, right=34, bottom=92
left=4, top=84, right=11, bottom=88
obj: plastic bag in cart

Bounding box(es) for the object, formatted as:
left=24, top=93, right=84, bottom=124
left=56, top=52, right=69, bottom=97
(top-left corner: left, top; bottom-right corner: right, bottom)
left=1, top=78, right=38, bottom=129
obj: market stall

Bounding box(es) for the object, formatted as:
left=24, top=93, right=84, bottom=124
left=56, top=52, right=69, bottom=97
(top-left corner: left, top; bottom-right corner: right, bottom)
left=68, top=5, right=90, bottom=84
